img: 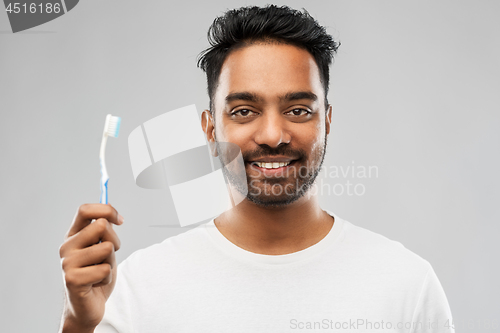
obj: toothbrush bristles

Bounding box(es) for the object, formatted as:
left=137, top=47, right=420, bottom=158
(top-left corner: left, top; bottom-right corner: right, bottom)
left=106, top=115, right=122, bottom=138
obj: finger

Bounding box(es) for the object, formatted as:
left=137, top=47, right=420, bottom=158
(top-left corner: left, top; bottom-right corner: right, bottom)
left=93, top=243, right=116, bottom=287
left=66, top=203, right=123, bottom=239
left=63, top=241, right=116, bottom=270
left=102, top=244, right=117, bottom=270
left=72, top=218, right=121, bottom=250
left=100, top=221, right=121, bottom=250
left=65, top=263, right=112, bottom=288
left=94, top=254, right=116, bottom=287
left=60, top=219, right=121, bottom=257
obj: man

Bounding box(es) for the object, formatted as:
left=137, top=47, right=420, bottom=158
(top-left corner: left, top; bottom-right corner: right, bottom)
left=59, top=5, right=454, bottom=332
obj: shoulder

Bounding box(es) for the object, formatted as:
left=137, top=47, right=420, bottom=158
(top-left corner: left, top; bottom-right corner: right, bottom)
left=339, top=218, right=432, bottom=278
left=333, top=218, right=454, bottom=326
left=117, top=223, right=212, bottom=275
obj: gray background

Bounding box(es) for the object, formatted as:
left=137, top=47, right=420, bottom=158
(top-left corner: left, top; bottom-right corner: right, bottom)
left=1, top=0, right=498, bottom=332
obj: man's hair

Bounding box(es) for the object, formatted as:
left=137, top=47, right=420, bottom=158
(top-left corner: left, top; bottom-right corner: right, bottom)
left=197, top=5, right=340, bottom=113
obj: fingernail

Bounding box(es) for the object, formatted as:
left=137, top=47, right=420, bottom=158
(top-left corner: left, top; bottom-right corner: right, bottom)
left=118, top=214, right=124, bottom=224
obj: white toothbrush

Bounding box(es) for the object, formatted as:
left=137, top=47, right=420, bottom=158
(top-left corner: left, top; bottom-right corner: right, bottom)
left=99, top=114, right=121, bottom=204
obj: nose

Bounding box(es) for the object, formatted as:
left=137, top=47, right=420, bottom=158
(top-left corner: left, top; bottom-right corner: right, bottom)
left=253, top=110, right=291, bottom=148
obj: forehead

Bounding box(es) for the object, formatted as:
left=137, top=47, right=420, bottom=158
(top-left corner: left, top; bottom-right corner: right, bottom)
left=215, top=43, right=324, bottom=105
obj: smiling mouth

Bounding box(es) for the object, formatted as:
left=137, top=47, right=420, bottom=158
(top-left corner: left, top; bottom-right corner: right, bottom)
left=248, top=159, right=300, bottom=172
left=253, top=161, right=292, bottom=169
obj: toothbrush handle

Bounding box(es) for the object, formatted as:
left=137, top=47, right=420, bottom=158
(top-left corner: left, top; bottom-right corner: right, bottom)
left=99, top=158, right=109, bottom=204
left=100, top=177, right=109, bottom=204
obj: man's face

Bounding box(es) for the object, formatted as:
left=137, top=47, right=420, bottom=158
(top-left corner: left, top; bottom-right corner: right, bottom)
left=202, top=42, right=332, bottom=207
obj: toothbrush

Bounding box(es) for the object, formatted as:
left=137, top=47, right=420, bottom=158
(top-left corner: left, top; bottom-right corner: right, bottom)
left=99, top=114, right=122, bottom=204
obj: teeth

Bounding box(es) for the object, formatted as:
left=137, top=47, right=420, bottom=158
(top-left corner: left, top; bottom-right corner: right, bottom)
left=255, top=161, right=291, bottom=169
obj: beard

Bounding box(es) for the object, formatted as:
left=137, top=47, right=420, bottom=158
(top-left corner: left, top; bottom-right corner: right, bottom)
left=216, top=132, right=328, bottom=208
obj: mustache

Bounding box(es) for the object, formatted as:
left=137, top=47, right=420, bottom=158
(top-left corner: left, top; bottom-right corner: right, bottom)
left=242, top=145, right=307, bottom=162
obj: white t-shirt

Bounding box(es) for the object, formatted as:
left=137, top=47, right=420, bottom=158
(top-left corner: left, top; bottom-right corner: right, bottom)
left=95, top=211, right=455, bottom=333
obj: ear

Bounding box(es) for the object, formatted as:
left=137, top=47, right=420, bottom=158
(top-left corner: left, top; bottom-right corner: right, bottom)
left=325, top=105, right=333, bottom=135
left=201, top=109, right=218, bottom=157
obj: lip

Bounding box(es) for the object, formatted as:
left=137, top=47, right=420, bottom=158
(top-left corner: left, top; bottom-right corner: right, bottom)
left=249, top=156, right=297, bottom=163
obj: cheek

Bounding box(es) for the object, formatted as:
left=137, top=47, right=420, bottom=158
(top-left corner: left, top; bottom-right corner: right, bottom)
left=308, top=138, right=325, bottom=159
left=214, top=117, right=229, bottom=142
left=216, top=122, right=253, bottom=147
left=298, top=123, right=325, bottom=153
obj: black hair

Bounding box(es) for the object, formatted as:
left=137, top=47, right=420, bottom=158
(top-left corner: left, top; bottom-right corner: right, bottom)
left=197, top=4, right=340, bottom=113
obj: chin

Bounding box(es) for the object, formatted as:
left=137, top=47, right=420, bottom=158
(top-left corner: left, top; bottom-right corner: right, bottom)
left=245, top=188, right=307, bottom=208
left=246, top=195, right=300, bottom=208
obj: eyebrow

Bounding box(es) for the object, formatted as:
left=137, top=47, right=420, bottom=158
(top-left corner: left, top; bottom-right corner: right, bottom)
left=225, top=92, right=263, bottom=104
left=280, top=91, right=318, bottom=102
left=225, top=91, right=318, bottom=104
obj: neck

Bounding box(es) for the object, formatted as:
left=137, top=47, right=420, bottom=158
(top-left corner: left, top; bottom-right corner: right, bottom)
left=214, top=184, right=334, bottom=255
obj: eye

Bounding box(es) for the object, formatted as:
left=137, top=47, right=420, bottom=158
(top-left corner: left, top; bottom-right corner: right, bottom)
left=231, top=109, right=257, bottom=117
left=286, top=108, right=311, bottom=116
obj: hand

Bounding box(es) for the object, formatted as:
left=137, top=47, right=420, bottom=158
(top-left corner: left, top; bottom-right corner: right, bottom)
left=59, top=203, right=124, bottom=332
